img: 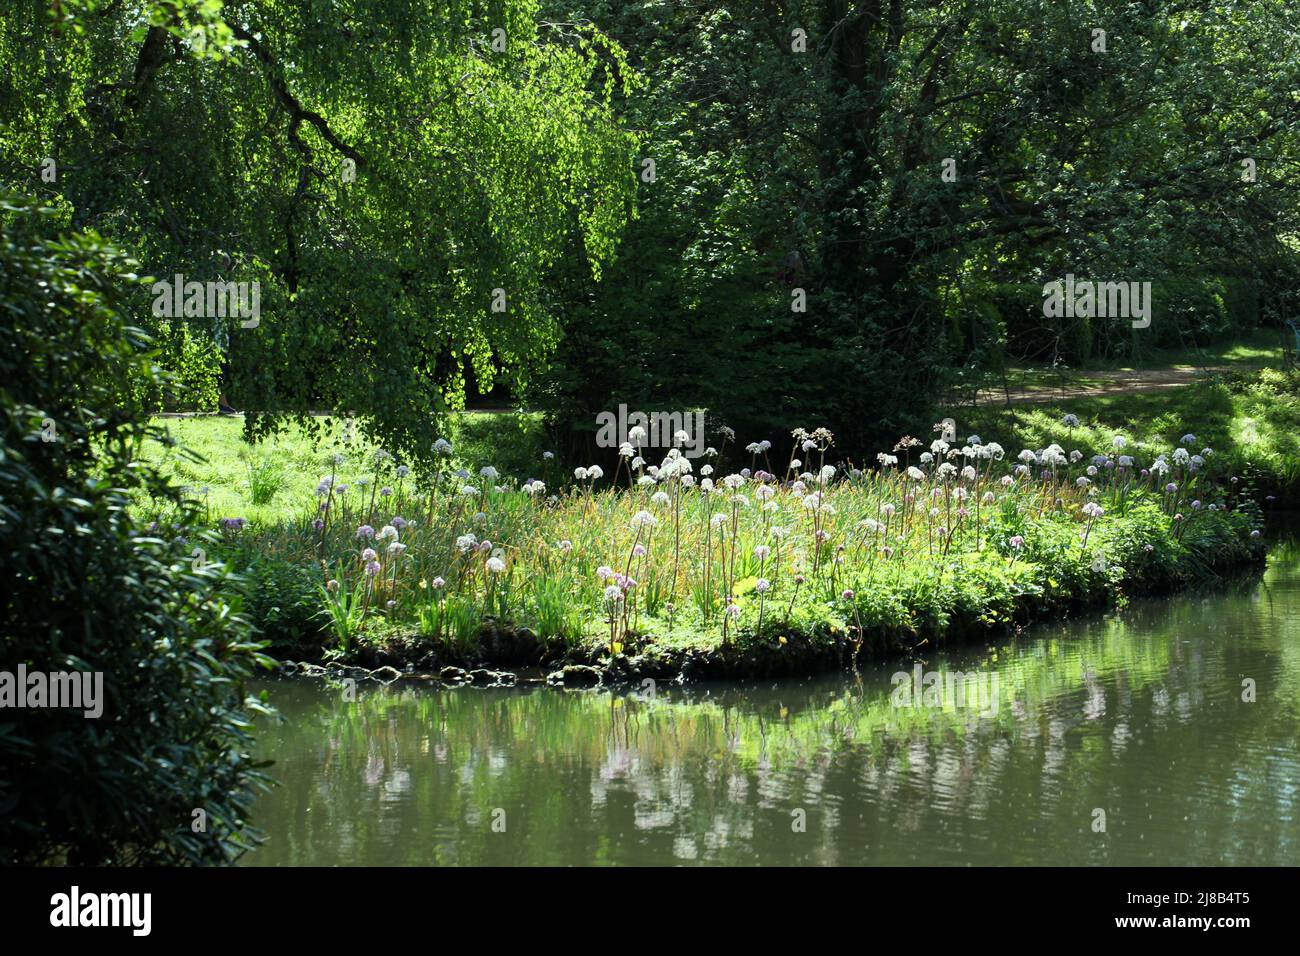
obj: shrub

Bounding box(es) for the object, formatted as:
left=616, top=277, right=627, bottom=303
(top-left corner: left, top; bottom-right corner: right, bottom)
left=0, top=192, right=270, bottom=865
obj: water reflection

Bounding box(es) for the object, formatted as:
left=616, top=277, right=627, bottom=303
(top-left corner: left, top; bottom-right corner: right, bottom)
left=246, top=529, right=1300, bottom=866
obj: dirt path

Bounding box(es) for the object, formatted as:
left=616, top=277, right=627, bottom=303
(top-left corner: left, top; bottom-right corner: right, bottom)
left=969, top=365, right=1238, bottom=406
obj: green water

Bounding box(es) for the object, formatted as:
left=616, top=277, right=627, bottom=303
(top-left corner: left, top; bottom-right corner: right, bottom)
left=245, top=530, right=1300, bottom=866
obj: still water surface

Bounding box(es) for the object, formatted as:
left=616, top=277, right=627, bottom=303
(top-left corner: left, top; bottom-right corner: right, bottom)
left=246, top=529, right=1300, bottom=865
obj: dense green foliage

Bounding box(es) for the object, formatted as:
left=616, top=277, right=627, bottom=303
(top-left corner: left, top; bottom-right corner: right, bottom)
left=0, top=192, right=270, bottom=865
left=1, top=0, right=639, bottom=463
left=532, top=0, right=1300, bottom=458
left=5, top=2, right=1297, bottom=464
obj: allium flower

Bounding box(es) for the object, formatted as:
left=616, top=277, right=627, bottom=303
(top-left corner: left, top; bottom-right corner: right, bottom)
left=388, top=542, right=406, bottom=556
left=391, top=516, right=407, bottom=529
left=587, top=465, right=604, bottom=481
left=754, top=545, right=771, bottom=560
left=725, top=603, right=741, bottom=619
left=982, top=491, right=996, bottom=504
left=881, top=503, right=896, bottom=517
left=361, top=547, right=378, bottom=562
left=631, top=510, right=657, bottom=529
left=604, top=585, right=624, bottom=603
left=1181, top=433, right=1197, bottom=446
left=651, top=491, right=671, bottom=506
left=479, top=466, right=498, bottom=480
left=756, top=578, right=771, bottom=593
left=327, top=579, right=340, bottom=592
left=632, top=544, right=647, bottom=558
left=628, top=425, right=648, bottom=446
left=907, top=466, right=925, bottom=481
left=543, top=450, right=555, bottom=460
left=365, top=560, right=381, bottom=576
left=316, top=477, right=334, bottom=495
left=1251, top=529, right=1262, bottom=539
left=558, top=539, right=573, bottom=552
left=459, top=485, right=479, bottom=496
left=455, top=534, right=478, bottom=552
left=486, top=556, right=506, bottom=573
left=434, top=438, right=453, bottom=456
left=1009, top=535, right=1025, bottom=550
left=841, top=589, right=855, bottom=601
left=386, top=600, right=396, bottom=610
left=378, top=524, right=399, bottom=542
left=596, top=565, right=614, bottom=580
left=1083, top=502, right=1104, bottom=518
left=1062, top=413, right=1080, bottom=427
left=312, top=518, right=325, bottom=531
left=356, top=524, right=375, bottom=539
left=574, top=467, right=588, bottom=480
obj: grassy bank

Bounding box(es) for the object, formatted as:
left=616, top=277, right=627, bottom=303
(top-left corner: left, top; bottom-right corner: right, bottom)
left=138, top=412, right=1268, bottom=683
left=951, top=367, right=1300, bottom=501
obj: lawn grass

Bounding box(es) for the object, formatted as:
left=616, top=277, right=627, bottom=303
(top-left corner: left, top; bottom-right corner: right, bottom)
left=1006, top=328, right=1286, bottom=376
left=142, top=411, right=547, bottom=525
left=950, top=367, right=1300, bottom=498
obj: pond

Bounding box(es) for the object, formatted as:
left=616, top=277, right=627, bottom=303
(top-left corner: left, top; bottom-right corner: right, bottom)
left=244, top=525, right=1300, bottom=866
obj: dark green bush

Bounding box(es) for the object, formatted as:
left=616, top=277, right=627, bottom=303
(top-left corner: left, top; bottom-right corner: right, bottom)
left=229, top=552, right=326, bottom=651
left=0, top=192, right=271, bottom=865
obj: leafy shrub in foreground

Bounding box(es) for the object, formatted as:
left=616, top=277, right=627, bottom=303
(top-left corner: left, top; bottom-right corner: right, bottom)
left=0, top=192, right=270, bottom=865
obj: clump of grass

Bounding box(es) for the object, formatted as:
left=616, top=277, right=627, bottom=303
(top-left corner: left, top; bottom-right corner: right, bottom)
left=245, top=456, right=286, bottom=507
